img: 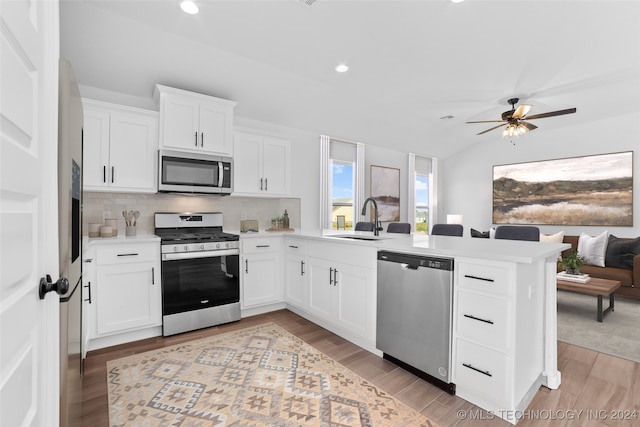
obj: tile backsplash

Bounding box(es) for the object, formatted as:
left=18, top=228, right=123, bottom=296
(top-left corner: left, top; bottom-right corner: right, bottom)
left=83, top=192, right=301, bottom=236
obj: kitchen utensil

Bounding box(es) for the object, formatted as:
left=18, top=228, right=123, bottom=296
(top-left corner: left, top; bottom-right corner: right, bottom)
left=122, top=210, right=128, bottom=226
left=133, top=211, right=140, bottom=226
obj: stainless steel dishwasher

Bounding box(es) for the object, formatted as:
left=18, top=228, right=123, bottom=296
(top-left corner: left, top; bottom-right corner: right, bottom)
left=377, top=250, right=455, bottom=394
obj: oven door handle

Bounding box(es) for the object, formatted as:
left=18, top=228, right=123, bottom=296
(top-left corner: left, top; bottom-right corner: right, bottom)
left=162, top=249, right=239, bottom=261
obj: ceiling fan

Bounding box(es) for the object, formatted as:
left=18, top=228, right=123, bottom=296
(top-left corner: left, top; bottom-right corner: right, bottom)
left=466, top=98, right=577, bottom=137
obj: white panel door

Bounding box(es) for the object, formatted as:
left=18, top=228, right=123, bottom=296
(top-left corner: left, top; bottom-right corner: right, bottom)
left=82, top=107, right=110, bottom=188
left=262, top=137, right=290, bottom=195
left=199, top=103, right=228, bottom=154
left=233, top=132, right=263, bottom=193
left=0, top=1, right=60, bottom=425
left=161, top=95, right=199, bottom=151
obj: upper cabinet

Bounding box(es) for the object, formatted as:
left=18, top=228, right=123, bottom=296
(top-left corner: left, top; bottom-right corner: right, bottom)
left=233, top=130, right=291, bottom=196
left=154, top=85, right=237, bottom=156
left=83, top=99, right=158, bottom=193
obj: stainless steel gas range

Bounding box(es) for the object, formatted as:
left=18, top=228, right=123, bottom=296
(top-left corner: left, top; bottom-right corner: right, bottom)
left=155, top=212, right=240, bottom=336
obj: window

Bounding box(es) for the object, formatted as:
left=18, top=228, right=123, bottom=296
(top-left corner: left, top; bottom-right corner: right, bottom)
left=408, top=154, right=434, bottom=234
left=320, top=136, right=364, bottom=229
left=331, top=160, right=354, bottom=229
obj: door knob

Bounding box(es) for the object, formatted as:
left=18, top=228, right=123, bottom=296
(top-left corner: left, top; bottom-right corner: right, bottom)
left=39, top=274, right=69, bottom=299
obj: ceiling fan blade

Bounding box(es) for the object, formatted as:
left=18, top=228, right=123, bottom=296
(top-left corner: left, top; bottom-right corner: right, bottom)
left=477, top=123, right=507, bottom=135
left=520, top=121, right=538, bottom=131
left=466, top=120, right=507, bottom=124
left=525, top=107, right=577, bottom=120
left=512, top=104, right=532, bottom=119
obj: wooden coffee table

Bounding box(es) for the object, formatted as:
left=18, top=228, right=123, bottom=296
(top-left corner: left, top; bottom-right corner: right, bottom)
left=556, top=277, right=621, bottom=322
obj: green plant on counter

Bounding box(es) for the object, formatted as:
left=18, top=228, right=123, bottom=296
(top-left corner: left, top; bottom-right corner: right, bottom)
left=561, top=251, right=585, bottom=274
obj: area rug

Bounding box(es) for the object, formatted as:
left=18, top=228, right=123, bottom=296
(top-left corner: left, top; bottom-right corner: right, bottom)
left=107, top=322, right=438, bottom=426
left=557, top=290, right=640, bottom=363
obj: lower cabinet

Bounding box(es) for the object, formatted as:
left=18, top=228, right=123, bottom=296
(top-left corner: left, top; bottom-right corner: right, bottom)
left=241, top=237, right=283, bottom=308
left=306, top=241, right=376, bottom=348
left=284, top=237, right=307, bottom=310
left=85, top=240, right=161, bottom=349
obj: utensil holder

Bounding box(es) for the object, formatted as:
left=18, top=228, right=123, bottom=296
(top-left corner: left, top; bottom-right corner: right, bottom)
left=125, top=226, right=136, bottom=237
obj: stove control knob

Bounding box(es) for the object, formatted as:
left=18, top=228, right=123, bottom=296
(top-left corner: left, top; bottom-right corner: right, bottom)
left=184, top=245, right=188, bottom=251
left=225, top=243, right=229, bottom=248
left=174, top=246, right=179, bottom=252
left=216, top=243, right=221, bottom=249
left=200, top=244, right=205, bottom=250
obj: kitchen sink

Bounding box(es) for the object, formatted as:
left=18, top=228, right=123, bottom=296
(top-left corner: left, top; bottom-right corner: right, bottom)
left=327, top=234, right=388, bottom=241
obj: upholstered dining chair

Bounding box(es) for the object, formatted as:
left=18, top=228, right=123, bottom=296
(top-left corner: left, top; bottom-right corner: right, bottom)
left=494, top=225, right=540, bottom=241
left=354, top=221, right=375, bottom=232
left=431, top=223, right=464, bottom=237
left=386, top=222, right=411, bottom=234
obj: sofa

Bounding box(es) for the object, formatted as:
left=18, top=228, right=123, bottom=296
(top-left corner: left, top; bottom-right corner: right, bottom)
left=559, top=235, right=640, bottom=299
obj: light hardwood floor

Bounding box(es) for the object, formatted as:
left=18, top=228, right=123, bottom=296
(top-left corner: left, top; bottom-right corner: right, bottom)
left=81, top=310, right=640, bottom=426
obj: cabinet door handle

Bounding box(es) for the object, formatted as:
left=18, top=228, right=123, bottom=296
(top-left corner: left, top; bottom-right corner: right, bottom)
left=103, top=166, right=106, bottom=183
left=84, top=282, right=92, bottom=304
left=201, top=132, right=204, bottom=147
left=464, top=274, right=494, bottom=283
left=117, top=253, right=139, bottom=257
left=463, top=314, right=494, bottom=325
left=151, top=267, right=155, bottom=285
left=111, top=166, right=114, bottom=183
left=256, top=245, right=270, bottom=248
left=333, top=268, right=338, bottom=286
left=301, top=260, right=305, bottom=275
left=260, top=178, right=263, bottom=190
left=195, top=131, right=198, bottom=147
left=329, top=268, right=333, bottom=285
left=289, top=245, right=298, bottom=249
left=245, top=259, right=249, bottom=273
left=264, top=178, right=268, bottom=191
left=462, top=363, right=492, bottom=377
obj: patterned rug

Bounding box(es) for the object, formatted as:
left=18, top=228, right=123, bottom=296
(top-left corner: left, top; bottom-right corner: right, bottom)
left=107, top=322, right=438, bottom=426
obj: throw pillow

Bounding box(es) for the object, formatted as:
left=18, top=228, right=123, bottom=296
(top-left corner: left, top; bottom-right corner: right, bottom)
left=605, top=235, right=640, bottom=270
left=577, top=231, right=609, bottom=267
left=540, top=231, right=565, bottom=261
left=471, top=228, right=490, bottom=238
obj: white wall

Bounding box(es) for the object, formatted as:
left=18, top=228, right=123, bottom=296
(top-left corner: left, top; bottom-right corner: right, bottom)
left=440, top=112, right=640, bottom=238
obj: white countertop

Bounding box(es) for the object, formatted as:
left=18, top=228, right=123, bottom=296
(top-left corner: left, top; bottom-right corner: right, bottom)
left=241, top=229, right=570, bottom=264
left=84, top=234, right=160, bottom=247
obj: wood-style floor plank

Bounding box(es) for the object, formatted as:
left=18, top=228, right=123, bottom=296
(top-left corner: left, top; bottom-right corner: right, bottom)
left=81, top=309, right=640, bottom=427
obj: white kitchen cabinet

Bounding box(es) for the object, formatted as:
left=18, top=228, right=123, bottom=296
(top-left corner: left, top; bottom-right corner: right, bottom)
left=284, top=238, right=308, bottom=310
left=306, top=240, right=376, bottom=346
left=88, top=241, right=161, bottom=342
left=82, top=99, right=158, bottom=193
left=154, top=85, right=236, bottom=156
left=241, top=237, right=283, bottom=308
left=233, top=130, right=290, bottom=196
left=452, top=257, right=542, bottom=425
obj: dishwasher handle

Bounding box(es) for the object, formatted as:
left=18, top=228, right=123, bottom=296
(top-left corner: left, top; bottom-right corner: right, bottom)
left=378, top=251, right=453, bottom=271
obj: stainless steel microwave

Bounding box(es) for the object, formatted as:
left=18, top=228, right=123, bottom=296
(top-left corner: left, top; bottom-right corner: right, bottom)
left=158, top=150, right=233, bottom=194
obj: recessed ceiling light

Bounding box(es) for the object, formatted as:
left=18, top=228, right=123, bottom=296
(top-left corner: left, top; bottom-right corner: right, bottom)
left=180, top=0, right=199, bottom=15
left=335, top=64, right=349, bottom=73
left=451, top=0, right=465, bottom=3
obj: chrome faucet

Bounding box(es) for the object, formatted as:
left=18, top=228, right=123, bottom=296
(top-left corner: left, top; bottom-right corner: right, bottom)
left=361, top=197, right=381, bottom=236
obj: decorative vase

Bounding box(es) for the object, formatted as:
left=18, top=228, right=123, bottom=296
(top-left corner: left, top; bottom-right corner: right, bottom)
left=566, top=267, right=581, bottom=275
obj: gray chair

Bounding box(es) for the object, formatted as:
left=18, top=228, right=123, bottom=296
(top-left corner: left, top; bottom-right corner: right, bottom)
left=494, top=225, right=540, bottom=241
left=387, top=222, right=411, bottom=234
left=431, top=223, right=463, bottom=236
left=354, top=221, right=374, bottom=232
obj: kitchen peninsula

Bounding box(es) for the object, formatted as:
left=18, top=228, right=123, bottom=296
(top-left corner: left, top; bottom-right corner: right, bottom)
left=241, top=229, right=569, bottom=424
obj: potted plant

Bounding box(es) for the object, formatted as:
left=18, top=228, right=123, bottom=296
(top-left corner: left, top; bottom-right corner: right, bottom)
left=562, top=251, right=585, bottom=275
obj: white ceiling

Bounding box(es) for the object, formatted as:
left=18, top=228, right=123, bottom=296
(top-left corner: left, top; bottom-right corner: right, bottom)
left=59, top=0, right=640, bottom=159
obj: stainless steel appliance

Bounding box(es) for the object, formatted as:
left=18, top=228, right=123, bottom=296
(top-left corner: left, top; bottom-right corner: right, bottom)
left=155, top=212, right=240, bottom=336
left=376, top=251, right=455, bottom=394
left=58, top=59, right=84, bottom=427
left=158, top=149, right=233, bottom=194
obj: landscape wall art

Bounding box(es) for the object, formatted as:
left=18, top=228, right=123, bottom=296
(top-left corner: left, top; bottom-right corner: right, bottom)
left=493, top=151, right=633, bottom=226
left=370, top=165, right=400, bottom=222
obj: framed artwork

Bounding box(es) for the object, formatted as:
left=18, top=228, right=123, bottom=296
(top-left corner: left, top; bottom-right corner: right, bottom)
left=370, top=165, right=400, bottom=222
left=493, top=151, right=633, bottom=226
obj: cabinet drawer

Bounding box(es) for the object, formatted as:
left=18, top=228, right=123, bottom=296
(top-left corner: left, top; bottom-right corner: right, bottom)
left=455, top=338, right=509, bottom=404
left=285, top=238, right=307, bottom=255
left=457, top=261, right=511, bottom=296
left=96, top=244, right=158, bottom=265
left=242, top=237, right=283, bottom=254
left=456, top=291, right=509, bottom=350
